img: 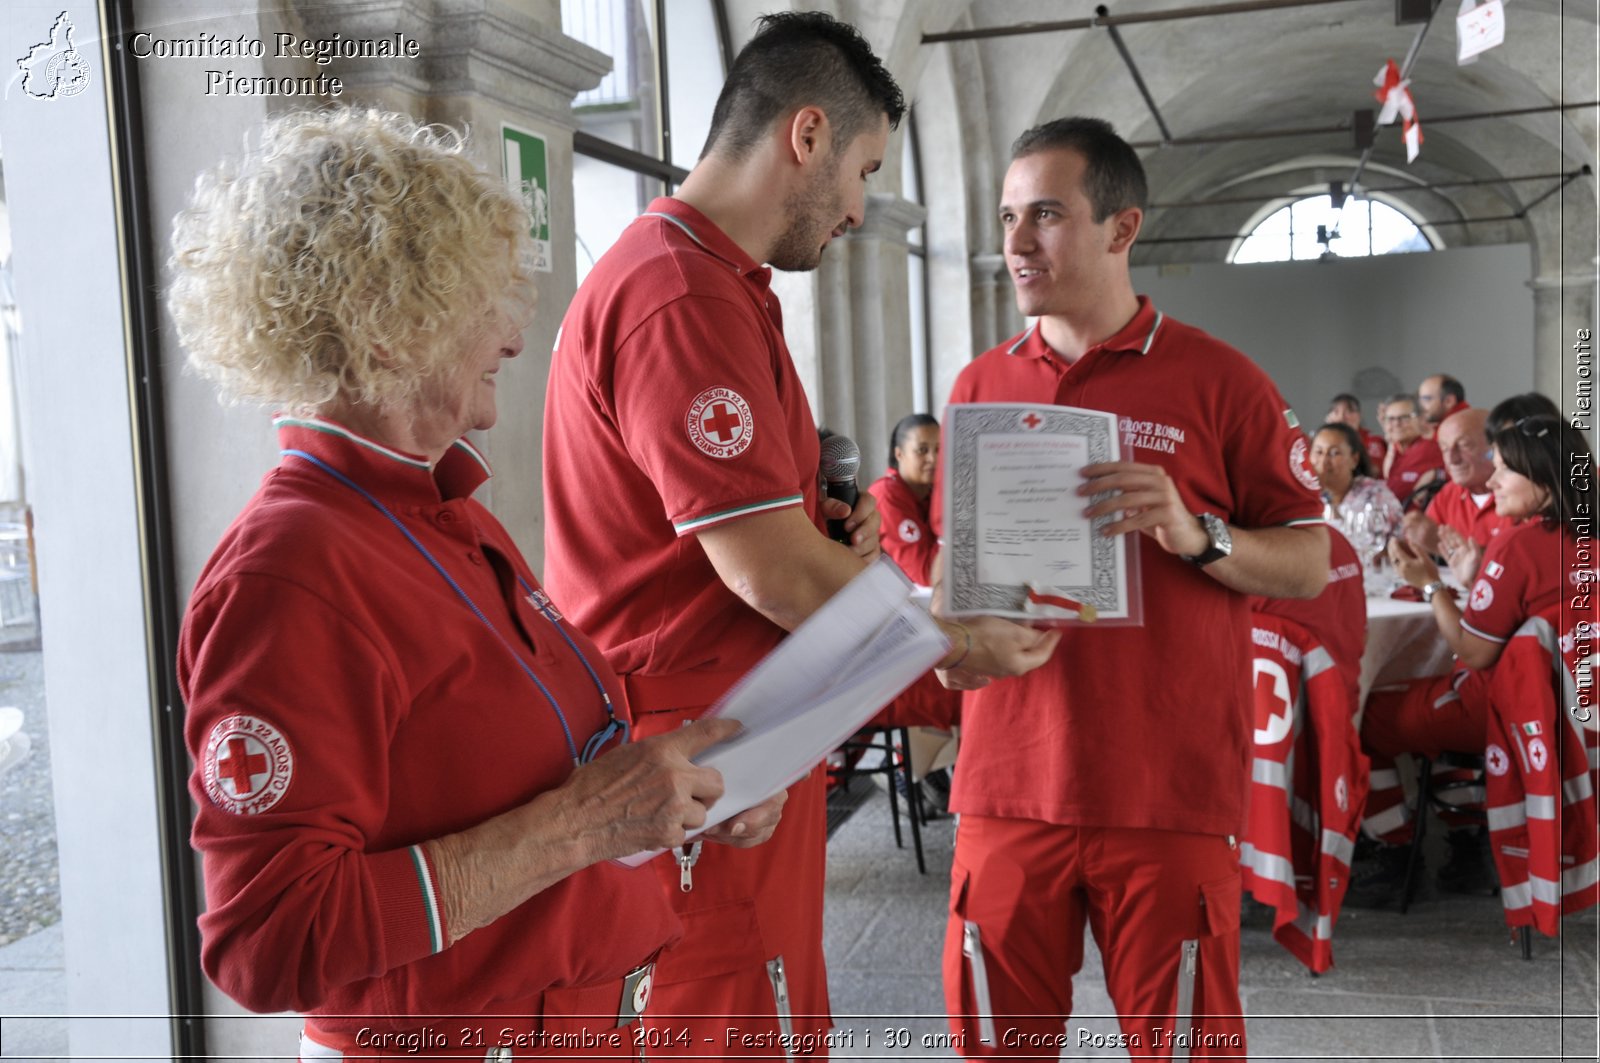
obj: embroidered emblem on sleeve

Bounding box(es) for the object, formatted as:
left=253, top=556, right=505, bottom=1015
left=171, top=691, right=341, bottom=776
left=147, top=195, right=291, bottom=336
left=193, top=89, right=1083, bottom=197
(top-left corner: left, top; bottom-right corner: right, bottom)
left=898, top=518, right=922, bottom=543
left=686, top=387, right=754, bottom=459
left=1289, top=436, right=1320, bottom=492
left=1485, top=743, right=1509, bottom=776
left=1486, top=560, right=1505, bottom=579
left=203, top=714, right=294, bottom=815
left=1469, top=579, right=1494, bottom=612
left=1528, top=737, right=1548, bottom=772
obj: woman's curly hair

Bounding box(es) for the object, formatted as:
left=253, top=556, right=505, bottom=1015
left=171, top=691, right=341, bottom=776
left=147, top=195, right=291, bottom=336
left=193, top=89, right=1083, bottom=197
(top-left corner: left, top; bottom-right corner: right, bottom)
left=168, top=108, right=537, bottom=412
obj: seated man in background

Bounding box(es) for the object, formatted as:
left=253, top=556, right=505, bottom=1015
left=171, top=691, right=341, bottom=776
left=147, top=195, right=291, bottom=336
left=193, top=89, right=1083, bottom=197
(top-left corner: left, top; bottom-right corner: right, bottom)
left=1417, top=373, right=1469, bottom=433
left=1328, top=392, right=1386, bottom=468
left=1380, top=394, right=1444, bottom=511
left=1400, top=407, right=1512, bottom=573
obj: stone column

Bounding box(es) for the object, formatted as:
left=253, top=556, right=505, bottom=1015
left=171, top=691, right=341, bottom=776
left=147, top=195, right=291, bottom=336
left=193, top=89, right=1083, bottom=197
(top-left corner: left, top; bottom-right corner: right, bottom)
left=1523, top=186, right=1598, bottom=431
left=1530, top=277, right=1600, bottom=443
left=968, top=252, right=1007, bottom=354
left=293, top=0, right=610, bottom=561
left=820, top=192, right=926, bottom=471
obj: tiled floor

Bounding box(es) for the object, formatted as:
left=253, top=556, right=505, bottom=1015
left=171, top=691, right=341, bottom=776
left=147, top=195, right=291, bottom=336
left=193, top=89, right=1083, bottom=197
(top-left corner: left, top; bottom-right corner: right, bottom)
left=1, top=787, right=1595, bottom=1060
left=824, top=788, right=1598, bottom=1062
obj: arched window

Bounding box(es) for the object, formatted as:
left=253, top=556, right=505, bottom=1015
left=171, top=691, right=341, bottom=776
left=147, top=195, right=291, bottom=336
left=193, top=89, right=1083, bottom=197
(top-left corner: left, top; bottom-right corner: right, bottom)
left=1231, top=193, right=1434, bottom=264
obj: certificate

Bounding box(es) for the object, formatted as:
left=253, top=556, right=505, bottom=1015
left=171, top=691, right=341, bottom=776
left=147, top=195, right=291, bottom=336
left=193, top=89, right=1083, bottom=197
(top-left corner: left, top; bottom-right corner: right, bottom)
left=941, top=402, right=1138, bottom=624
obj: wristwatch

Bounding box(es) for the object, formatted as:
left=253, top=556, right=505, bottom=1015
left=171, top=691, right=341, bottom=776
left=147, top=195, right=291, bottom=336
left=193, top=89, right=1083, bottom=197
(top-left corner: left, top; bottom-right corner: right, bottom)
left=1421, top=579, right=1447, bottom=603
left=1183, top=513, right=1233, bottom=567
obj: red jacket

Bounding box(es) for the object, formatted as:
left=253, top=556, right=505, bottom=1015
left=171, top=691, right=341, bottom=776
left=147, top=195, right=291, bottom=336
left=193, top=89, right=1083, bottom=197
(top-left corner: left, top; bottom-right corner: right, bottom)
left=1485, top=611, right=1599, bottom=935
left=1241, top=613, right=1369, bottom=973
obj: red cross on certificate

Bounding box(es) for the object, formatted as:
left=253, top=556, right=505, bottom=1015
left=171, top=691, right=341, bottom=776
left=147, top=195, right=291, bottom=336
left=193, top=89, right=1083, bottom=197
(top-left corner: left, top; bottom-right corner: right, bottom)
left=1021, top=412, right=1043, bottom=429
left=218, top=736, right=268, bottom=796
left=702, top=402, right=743, bottom=443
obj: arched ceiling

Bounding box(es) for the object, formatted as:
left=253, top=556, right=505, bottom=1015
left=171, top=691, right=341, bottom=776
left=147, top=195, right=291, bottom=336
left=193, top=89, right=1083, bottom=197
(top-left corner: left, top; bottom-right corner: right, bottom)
left=887, top=0, right=1595, bottom=269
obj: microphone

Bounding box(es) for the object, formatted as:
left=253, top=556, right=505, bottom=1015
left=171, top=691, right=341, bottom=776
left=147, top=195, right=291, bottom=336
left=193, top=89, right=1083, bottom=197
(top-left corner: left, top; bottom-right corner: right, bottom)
left=819, top=433, right=861, bottom=545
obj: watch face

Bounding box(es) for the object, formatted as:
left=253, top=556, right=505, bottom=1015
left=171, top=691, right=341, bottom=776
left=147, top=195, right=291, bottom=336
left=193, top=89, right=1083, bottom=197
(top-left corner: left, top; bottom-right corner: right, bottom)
left=1202, top=514, right=1232, bottom=555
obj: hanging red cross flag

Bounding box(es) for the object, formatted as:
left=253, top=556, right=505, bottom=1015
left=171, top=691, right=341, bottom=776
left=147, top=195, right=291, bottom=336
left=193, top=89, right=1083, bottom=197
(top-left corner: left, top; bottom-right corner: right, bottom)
left=1456, top=0, right=1506, bottom=64
left=1373, top=59, right=1423, bottom=163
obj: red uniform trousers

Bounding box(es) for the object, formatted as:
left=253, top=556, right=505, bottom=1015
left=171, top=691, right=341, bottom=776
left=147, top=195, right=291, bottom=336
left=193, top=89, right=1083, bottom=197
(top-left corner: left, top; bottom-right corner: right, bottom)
left=1359, top=670, right=1489, bottom=843
left=942, top=815, right=1246, bottom=1060
left=298, top=968, right=659, bottom=1060
left=624, top=672, right=831, bottom=1058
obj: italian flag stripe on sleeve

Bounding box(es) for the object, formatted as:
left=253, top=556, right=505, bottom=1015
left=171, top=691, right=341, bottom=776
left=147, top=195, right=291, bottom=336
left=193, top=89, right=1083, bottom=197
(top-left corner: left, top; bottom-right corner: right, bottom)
left=409, top=844, right=445, bottom=953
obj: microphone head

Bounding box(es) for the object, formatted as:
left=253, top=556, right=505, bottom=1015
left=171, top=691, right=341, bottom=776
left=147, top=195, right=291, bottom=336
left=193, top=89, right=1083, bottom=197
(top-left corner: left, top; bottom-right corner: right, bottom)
left=819, top=433, right=861, bottom=483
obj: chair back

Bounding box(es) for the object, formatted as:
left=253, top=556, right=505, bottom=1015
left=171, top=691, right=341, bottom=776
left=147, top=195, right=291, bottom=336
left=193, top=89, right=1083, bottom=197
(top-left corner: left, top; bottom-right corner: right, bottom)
left=1484, top=608, right=1599, bottom=935
left=1243, top=612, right=1369, bottom=973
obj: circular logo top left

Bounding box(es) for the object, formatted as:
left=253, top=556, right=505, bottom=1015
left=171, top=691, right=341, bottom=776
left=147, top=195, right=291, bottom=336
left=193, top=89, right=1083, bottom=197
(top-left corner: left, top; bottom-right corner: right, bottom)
left=17, top=13, right=91, bottom=100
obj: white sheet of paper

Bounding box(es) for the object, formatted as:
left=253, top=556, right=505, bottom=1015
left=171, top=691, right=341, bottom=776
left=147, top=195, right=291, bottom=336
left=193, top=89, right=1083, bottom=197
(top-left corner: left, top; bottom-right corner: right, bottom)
left=1457, top=0, right=1505, bottom=63
left=616, top=559, right=948, bottom=867
left=975, top=433, right=1093, bottom=586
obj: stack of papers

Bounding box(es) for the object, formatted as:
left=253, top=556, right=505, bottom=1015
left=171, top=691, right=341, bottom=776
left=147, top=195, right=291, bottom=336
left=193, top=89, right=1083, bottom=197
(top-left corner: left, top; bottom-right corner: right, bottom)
left=619, top=559, right=949, bottom=866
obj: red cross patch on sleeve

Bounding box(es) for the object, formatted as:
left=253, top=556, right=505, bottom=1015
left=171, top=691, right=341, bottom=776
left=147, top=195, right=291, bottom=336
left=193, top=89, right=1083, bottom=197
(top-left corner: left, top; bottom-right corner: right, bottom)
left=686, top=387, right=754, bottom=459
left=202, top=714, right=295, bottom=815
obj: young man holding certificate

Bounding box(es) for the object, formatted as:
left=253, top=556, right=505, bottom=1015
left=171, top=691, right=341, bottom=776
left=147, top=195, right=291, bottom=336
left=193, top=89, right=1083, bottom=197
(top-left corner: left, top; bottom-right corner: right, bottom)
left=935, top=118, right=1329, bottom=1059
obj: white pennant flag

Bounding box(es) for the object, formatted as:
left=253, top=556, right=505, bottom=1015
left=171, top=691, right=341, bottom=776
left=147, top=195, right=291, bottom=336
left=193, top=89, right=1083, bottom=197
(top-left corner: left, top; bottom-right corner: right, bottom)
left=1457, top=0, right=1506, bottom=64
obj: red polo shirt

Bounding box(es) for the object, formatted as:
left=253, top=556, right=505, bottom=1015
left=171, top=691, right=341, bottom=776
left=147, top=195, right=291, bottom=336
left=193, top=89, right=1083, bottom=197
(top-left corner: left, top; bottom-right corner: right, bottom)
left=867, top=469, right=937, bottom=586
left=1361, top=428, right=1387, bottom=467
left=1385, top=437, right=1445, bottom=507
left=1426, top=481, right=1515, bottom=547
left=543, top=198, right=824, bottom=678
left=936, top=298, right=1325, bottom=836
left=1462, top=520, right=1571, bottom=644
left=181, top=416, right=675, bottom=1025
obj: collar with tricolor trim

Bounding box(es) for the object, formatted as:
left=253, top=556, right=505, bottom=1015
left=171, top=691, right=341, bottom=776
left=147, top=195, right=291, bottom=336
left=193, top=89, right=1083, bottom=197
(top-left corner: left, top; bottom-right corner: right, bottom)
left=273, top=414, right=491, bottom=504
left=640, top=196, right=772, bottom=287
left=1006, top=296, right=1164, bottom=361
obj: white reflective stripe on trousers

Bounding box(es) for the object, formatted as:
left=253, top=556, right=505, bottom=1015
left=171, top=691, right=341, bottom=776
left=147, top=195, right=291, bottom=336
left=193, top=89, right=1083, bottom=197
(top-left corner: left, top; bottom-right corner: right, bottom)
left=1171, top=938, right=1198, bottom=1061
left=299, top=1030, right=342, bottom=1061
left=962, top=921, right=997, bottom=1045
left=765, top=955, right=795, bottom=1062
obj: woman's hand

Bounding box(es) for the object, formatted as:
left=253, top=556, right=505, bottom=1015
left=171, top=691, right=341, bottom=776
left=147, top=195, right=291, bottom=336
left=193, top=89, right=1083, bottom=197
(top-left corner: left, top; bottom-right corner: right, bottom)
left=1439, top=525, right=1484, bottom=586
left=427, top=718, right=744, bottom=945
left=1387, top=537, right=1440, bottom=589
left=702, top=789, right=787, bottom=848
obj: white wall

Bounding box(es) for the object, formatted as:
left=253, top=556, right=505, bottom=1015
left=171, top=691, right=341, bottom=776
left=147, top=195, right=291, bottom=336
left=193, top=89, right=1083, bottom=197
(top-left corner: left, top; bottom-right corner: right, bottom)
left=0, top=2, right=173, bottom=1056
left=1132, top=244, right=1538, bottom=430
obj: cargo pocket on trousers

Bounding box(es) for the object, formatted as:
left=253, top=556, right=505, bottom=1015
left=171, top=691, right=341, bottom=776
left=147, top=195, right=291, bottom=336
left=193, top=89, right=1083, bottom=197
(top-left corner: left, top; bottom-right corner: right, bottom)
left=1170, top=874, right=1241, bottom=1060
left=654, top=898, right=770, bottom=984
left=950, top=866, right=997, bottom=1047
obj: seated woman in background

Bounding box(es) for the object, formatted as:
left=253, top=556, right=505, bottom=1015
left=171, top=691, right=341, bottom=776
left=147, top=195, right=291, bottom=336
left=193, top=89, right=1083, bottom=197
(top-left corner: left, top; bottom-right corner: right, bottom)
left=867, top=413, right=940, bottom=586
left=168, top=108, right=780, bottom=1058
left=1352, top=396, right=1592, bottom=905
left=1389, top=398, right=1592, bottom=671
left=861, top=413, right=958, bottom=811
left=1311, top=421, right=1404, bottom=574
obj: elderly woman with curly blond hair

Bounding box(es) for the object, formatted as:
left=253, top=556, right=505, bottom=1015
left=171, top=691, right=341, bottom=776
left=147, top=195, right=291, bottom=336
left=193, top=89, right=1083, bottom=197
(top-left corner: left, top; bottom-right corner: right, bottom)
left=170, top=108, right=782, bottom=1060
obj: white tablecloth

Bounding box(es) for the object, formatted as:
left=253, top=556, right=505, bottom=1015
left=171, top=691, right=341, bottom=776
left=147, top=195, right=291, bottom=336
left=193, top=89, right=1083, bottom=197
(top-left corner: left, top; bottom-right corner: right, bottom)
left=1357, top=596, right=1458, bottom=721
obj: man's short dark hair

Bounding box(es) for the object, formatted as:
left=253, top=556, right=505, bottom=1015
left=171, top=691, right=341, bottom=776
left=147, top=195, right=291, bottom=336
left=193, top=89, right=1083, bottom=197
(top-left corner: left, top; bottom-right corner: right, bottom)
left=1010, top=117, right=1148, bottom=221
left=1330, top=393, right=1361, bottom=412
left=1435, top=374, right=1466, bottom=404
left=700, top=12, right=905, bottom=163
